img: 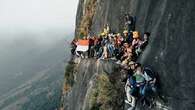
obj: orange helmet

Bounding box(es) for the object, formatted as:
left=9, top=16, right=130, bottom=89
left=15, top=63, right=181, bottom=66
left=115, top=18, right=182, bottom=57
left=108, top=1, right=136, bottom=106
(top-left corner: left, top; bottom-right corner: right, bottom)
left=133, top=31, right=140, bottom=39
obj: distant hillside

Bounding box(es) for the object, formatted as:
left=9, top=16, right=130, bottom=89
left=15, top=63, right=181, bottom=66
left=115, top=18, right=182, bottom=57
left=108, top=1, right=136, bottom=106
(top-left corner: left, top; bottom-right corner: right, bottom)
left=0, top=37, right=71, bottom=110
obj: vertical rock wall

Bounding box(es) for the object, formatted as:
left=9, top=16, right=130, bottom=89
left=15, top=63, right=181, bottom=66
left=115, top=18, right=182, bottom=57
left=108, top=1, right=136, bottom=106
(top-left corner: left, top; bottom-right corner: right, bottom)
left=71, top=0, right=195, bottom=109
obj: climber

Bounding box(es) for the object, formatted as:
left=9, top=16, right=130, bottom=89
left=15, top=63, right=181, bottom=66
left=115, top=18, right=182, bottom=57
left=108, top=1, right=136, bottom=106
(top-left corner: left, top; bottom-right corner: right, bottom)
left=123, top=30, right=133, bottom=44
left=121, top=43, right=133, bottom=66
left=71, top=38, right=78, bottom=55
left=124, top=52, right=156, bottom=108
left=101, top=33, right=109, bottom=45
left=132, top=31, right=143, bottom=56
left=134, top=66, right=157, bottom=107
left=127, top=31, right=134, bottom=44
left=112, top=34, right=119, bottom=58
left=116, top=33, right=122, bottom=47
left=125, top=61, right=136, bottom=79
left=99, top=43, right=108, bottom=59
left=95, top=35, right=105, bottom=59
left=123, top=30, right=127, bottom=42
left=103, top=24, right=110, bottom=35
left=133, top=63, right=146, bottom=96
left=107, top=33, right=115, bottom=58
left=115, top=33, right=128, bottom=63
left=115, top=44, right=125, bottom=64
left=142, top=67, right=157, bottom=97
left=124, top=62, right=145, bottom=108
left=124, top=14, right=135, bottom=33
left=125, top=74, right=137, bottom=108
left=132, top=31, right=141, bottom=47
left=93, top=36, right=101, bottom=57
left=140, top=32, right=150, bottom=50
left=75, top=37, right=89, bottom=58
left=121, top=61, right=136, bottom=82
left=88, top=37, right=95, bottom=58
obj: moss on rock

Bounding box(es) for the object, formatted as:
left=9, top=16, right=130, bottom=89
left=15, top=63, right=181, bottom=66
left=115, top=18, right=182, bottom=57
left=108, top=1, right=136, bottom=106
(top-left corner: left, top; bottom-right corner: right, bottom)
left=78, top=0, right=97, bottom=38
left=63, top=61, right=76, bottom=94
left=88, top=73, right=121, bottom=110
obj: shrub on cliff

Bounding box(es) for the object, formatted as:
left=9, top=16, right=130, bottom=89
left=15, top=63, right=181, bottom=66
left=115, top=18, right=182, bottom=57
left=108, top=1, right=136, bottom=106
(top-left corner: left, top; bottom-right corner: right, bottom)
left=88, top=73, right=118, bottom=110
left=78, top=0, right=97, bottom=38
left=63, top=62, right=76, bottom=93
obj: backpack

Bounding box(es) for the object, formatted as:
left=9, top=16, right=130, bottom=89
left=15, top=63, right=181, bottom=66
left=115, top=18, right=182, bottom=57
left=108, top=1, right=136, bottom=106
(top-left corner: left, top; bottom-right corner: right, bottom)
left=143, top=67, right=156, bottom=81
left=128, top=75, right=136, bottom=87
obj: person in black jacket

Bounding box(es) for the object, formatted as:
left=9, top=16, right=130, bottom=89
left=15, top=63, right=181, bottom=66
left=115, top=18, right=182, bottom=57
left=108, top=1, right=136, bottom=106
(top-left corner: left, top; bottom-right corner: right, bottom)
left=140, top=32, right=150, bottom=50
left=140, top=66, right=157, bottom=107
left=124, top=14, right=136, bottom=32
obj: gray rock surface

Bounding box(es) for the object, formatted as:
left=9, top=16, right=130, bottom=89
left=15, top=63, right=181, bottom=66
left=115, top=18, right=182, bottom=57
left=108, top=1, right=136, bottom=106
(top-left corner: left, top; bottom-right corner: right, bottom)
left=62, top=59, right=123, bottom=110
left=69, top=0, right=195, bottom=109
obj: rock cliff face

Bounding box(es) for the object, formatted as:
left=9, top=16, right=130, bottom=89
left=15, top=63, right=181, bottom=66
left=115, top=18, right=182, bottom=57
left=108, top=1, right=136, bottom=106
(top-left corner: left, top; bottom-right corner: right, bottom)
left=61, top=0, right=195, bottom=110
left=61, top=59, right=125, bottom=110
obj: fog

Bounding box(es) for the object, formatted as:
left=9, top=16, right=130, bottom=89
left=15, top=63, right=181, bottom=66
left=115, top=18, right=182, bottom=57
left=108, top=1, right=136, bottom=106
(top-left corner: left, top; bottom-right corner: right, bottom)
left=0, top=0, right=78, bottom=42
left=0, top=0, right=78, bottom=98
left=0, top=0, right=79, bottom=66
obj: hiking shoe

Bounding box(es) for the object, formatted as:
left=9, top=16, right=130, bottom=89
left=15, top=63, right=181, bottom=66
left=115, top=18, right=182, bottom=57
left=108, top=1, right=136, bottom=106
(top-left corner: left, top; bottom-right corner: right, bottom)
left=125, top=100, right=132, bottom=105
left=81, top=54, right=84, bottom=59
left=127, top=107, right=135, bottom=110
left=110, top=57, right=117, bottom=60
left=116, top=60, right=121, bottom=64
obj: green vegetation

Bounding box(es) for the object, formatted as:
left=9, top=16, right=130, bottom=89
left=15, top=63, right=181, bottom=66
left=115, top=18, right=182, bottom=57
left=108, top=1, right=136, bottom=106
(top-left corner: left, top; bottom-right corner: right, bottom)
left=78, top=0, right=97, bottom=38
left=88, top=73, right=118, bottom=110
left=64, top=62, right=75, bottom=86
left=63, top=61, right=76, bottom=94
left=60, top=61, right=77, bottom=109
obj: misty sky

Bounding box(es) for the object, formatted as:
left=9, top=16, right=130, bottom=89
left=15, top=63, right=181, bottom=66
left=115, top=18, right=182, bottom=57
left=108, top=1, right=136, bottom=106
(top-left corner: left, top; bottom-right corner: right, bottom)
left=0, top=0, right=79, bottom=41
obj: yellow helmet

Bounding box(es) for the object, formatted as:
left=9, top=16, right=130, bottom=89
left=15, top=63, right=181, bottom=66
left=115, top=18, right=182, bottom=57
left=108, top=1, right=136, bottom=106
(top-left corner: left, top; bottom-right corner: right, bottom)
left=123, top=30, right=128, bottom=34
left=104, top=28, right=108, bottom=34
left=133, top=31, right=140, bottom=39
left=117, top=33, right=121, bottom=36
left=101, top=32, right=106, bottom=36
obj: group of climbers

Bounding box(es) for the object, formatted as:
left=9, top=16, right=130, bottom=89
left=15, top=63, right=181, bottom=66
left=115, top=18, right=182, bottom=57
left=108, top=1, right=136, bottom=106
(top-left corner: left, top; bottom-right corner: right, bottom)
left=71, top=30, right=150, bottom=63
left=70, top=14, right=158, bottom=109
left=124, top=62, right=157, bottom=108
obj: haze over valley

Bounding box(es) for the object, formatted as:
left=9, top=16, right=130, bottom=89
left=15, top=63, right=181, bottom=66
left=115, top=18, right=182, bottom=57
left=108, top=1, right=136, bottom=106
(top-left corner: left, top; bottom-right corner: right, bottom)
left=0, top=0, right=78, bottom=109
